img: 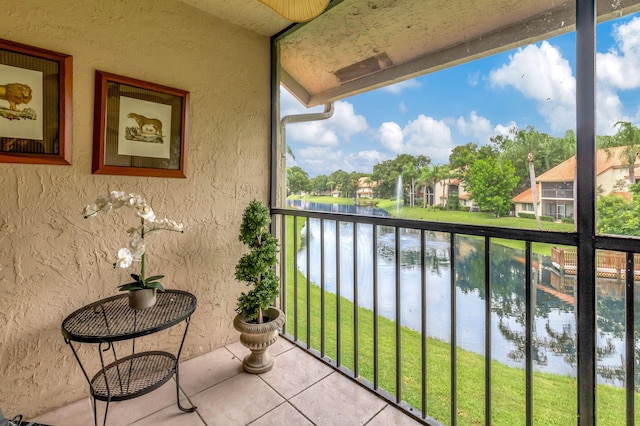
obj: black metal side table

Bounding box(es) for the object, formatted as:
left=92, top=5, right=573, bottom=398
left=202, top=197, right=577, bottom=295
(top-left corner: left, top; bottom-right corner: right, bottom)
left=61, top=290, right=198, bottom=426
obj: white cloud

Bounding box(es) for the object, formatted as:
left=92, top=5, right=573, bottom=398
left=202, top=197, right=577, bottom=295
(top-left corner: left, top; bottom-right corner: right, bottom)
left=399, top=101, right=408, bottom=114
left=381, top=79, right=421, bottom=94
left=378, top=121, right=405, bottom=152
left=378, top=114, right=453, bottom=163
left=494, top=121, right=518, bottom=137
left=298, top=146, right=337, bottom=160
left=404, top=115, right=452, bottom=151
left=488, top=19, right=640, bottom=135
left=597, top=16, right=640, bottom=90
left=329, top=101, right=368, bottom=137
left=281, top=87, right=371, bottom=176
left=596, top=16, right=640, bottom=134
left=456, top=111, right=493, bottom=144
left=596, top=86, right=628, bottom=135
left=295, top=147, right=387, bottom=176
left=287, top=121, right=339, bottom=146
left=489, top=41, right=576, bottom=132
left=296, top=147, right=345, bottom=176
left=634, top=105, right=640, bottom=124
left=284, top=99, right=368, bottom=148
left=353, top=150, right=388, bottom=163
left=344, top=150, right=389, bottom=173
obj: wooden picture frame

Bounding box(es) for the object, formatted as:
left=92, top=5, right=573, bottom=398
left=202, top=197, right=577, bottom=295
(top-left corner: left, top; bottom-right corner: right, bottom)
left=0, top=39, right=72, bottom=165
left=93, top=71, right=188, bottom=178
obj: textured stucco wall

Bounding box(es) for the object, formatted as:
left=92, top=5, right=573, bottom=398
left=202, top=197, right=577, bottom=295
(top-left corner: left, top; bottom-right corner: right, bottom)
left=0, top=0, right=271, bottom=417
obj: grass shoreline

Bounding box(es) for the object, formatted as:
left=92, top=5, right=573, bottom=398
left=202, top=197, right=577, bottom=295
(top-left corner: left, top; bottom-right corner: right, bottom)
left=289, top=194, right=574, bottom=230
left=288, top=195, right=575, bottom=256
left=282, top=214, right=635, bottom=425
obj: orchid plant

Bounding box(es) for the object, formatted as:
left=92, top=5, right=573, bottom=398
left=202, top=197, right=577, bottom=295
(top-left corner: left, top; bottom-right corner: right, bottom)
left=82, top=191, right=184, bottom=292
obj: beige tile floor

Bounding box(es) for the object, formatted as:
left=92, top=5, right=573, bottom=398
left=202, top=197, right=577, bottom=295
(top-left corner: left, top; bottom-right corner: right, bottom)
left=32, top=339, right=423, bottom=426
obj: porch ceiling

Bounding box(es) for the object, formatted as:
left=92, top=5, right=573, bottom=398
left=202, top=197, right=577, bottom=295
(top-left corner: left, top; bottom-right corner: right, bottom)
left=179, top=0, right=640, bottom=107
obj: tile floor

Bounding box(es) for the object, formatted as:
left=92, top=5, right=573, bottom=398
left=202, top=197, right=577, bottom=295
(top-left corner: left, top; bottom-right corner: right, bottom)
left=32, top=339, right=423, bottom=425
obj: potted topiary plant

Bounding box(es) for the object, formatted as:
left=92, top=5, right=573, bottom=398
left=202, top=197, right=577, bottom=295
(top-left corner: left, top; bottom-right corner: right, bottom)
left=233, top=199, right=285, bottom=373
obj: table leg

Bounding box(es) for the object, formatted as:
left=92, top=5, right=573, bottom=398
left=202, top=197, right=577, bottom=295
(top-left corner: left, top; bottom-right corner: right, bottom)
left=97, top=341, right=113, bottom=426
left=175, top=362, right=197, bottom=412
left=91, top=397, right=97, bottom=426
left=174, top=316, right=197, bottom=412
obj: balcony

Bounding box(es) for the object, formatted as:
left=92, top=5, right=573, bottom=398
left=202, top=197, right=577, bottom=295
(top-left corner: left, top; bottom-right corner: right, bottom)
left=540, top=189, right=574, bottom=200
left=25, top=208, right=640, bottom=425
left=3, top=1, right=640, bottom=424
left=31, top=339, right=419, bottom=425
left=270, top=208, right=640, bottom=425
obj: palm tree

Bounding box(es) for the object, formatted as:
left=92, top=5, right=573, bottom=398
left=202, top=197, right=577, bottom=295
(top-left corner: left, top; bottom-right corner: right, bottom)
left=609, top=121, right=640, bottom=184
left=528, top=151, right=542, bottom=230
left=419, top=164, right=438, bottom=208
left=436, top=165, right=451, bottom=208
left=402, top=163, right=419, bottom=208
left=286, top=144, right=295, bottom=160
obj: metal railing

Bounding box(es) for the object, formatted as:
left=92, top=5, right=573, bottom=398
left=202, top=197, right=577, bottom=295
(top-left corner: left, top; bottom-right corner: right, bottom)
left=541, top=189, right=574, bottom=199
left=271, top=208, right=640, bottom=425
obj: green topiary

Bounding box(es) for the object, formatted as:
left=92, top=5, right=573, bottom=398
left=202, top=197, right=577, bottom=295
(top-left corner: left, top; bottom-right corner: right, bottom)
left=235, top=200, right=280, bottom=323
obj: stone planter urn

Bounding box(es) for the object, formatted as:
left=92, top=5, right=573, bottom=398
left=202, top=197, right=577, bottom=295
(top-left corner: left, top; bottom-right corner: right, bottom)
left=233, top=307, right=286, bottom=373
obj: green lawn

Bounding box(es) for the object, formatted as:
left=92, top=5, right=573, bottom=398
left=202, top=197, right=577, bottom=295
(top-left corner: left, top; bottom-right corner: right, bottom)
left=282, top=215, right=635, bottom=425
left=290, top=195, right=574, bottom=231
left=289, top=195, right=574, bottom=257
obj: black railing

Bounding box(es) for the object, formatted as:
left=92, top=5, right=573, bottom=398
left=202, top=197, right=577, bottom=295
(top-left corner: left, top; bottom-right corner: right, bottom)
left=271, top=207, right=639, bottom=425
left=541, top=189, right=574, bottom=199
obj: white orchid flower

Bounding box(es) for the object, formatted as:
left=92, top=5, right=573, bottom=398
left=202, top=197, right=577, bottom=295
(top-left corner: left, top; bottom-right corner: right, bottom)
left=82, top=204, right=98, bottom=218
left=153, top=218, right=184, bottom=232
left=136, top=205, right=156, bottom=222
left=115, top=248, right=133, bottom=268
left=129, top=237, right=146, bottom=260
left=83, top=191, right=184, bottom=285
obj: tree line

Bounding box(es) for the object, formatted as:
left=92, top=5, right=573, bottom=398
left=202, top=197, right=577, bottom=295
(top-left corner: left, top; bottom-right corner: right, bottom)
left=287, top=122, right=640, bottom=230
left=287, top=167, right=369, bottom=199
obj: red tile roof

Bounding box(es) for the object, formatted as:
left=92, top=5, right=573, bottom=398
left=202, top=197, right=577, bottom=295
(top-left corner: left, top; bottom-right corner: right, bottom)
left=513, top=146, right=640, bottom=203
left=536, top=146, right=639, bottom=182
left=512, top=184, right=540, bottom=203
left=357, top=176, right=378, bottom=188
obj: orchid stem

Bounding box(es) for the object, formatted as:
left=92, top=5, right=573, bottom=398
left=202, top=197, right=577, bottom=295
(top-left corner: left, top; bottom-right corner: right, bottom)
left=140, top=218, right=146, bottom=285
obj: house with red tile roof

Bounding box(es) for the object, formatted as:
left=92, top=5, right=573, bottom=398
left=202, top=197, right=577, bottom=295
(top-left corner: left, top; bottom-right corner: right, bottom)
left=433, top=177, right=476, bottom=209
left=356, top=176, right=378, bottom=199
left=415, top=177, right=476, bottom=209
left=512, top=146, right=640, bottom=220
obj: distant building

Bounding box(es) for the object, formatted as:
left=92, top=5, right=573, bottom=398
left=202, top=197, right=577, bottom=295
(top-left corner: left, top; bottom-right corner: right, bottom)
left=413, top=176, right=476, bottom=208
left=356, top=176, right=378, bottom=199
left=512, top=146, right=640, bottom=220
left=432, top=177, right=476, bottom=209
left=512, top=185, right=540, bottom=216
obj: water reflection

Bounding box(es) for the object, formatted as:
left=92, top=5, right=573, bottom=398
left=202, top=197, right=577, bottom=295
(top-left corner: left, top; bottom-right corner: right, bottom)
left=296, top=217, right=634, bottom=388
left=288, top=199, right=390, bottom=217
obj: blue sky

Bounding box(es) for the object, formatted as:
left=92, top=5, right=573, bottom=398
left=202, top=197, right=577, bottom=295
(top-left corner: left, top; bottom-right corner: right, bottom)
left=282, top=13, right=640, bottom=178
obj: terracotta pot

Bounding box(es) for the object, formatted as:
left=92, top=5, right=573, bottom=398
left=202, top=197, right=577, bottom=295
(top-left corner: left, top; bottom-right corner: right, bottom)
left=127, top=288, right=157, bottom=310
left=233, top=307, right=286, bottom=373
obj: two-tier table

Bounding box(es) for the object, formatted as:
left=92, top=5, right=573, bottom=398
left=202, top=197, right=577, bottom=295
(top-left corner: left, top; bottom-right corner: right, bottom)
left=61, top=290, right=198, bottom=426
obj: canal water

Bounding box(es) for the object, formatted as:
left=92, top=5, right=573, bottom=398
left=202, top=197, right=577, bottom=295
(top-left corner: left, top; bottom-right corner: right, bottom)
left=289, top=201, right=631, bottom=388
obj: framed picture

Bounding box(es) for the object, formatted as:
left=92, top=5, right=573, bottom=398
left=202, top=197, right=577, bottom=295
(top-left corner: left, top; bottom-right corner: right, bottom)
left=0, top=39, right=72, bottom=165
left=93, top=71, right=189, bottom=178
